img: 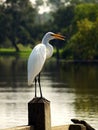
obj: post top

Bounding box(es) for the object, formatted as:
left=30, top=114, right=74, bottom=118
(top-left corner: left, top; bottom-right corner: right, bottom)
left=29, top=97, right=50, bottom=104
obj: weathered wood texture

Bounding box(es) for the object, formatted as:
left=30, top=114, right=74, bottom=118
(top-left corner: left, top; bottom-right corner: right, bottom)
left=28, top=97, right=51, bottom=130
left=2, top=125, right=34, bottom=130
left=69, top=124, right=86, bottom=130
left=2, top=97, right=86, bottom=130
left=2, top=124, right=86, bottom=130
left=52, top=124, right=86, bottom=130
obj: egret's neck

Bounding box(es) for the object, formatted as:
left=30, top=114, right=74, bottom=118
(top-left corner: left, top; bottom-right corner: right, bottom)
left=42, top=37, right=49, bottom=45
left=42, top=38, right=53, bottom=59
left=46, top=43, right=53, bottom=59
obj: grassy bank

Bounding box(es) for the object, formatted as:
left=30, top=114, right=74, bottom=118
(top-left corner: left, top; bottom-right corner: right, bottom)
left=0, top=46, right=32, bottom=58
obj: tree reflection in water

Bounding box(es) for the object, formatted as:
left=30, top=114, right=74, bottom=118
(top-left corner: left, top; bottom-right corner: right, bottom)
left=0, top=57, right=98, bottom=129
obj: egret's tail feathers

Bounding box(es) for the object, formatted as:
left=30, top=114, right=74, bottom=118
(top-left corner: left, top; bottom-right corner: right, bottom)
left=28, top=80, right=33, bottom=86
left=28, top=82, right=33, bottom=86
left=28, top=74, right=35, bottom=86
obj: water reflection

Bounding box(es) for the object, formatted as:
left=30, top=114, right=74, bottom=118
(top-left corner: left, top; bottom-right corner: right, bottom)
left=0, top=57, right=27, bottom=89
left=0, top=57, right=98, bottom=129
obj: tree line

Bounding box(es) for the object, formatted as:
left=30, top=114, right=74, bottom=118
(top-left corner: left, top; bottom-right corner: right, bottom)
left=0, top=0, right=98, bottom=60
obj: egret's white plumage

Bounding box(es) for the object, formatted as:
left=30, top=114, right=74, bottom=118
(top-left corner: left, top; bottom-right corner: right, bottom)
left=27, top=32, right=65, bottom=97
left=28, top=43, right=46, bottom=86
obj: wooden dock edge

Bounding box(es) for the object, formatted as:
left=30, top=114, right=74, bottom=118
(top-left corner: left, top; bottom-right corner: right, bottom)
left=2, top=124, right=86, bottom=130
left=1, top=125, right=34, bottom=130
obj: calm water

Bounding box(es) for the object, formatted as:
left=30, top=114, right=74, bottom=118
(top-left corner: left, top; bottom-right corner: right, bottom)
left=0, top=56, right=98, bottom=129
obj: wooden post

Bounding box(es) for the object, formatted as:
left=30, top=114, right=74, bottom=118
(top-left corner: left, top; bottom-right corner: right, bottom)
left=28, top=97, right=51, bottom=130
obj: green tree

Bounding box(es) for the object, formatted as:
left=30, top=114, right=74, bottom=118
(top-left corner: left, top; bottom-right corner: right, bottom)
left=70, top=0, right=97, bottom=4
left=52, top=5, right=75, bottom=32
left=49, top=5, right=75, bottom=59
left=63, top=18, right=98, bottom=60
left=0, top=0, right=36, bottom=51
left=0, top=4, right=7, bottom=44
left=74, top=4, right=98, bottom=22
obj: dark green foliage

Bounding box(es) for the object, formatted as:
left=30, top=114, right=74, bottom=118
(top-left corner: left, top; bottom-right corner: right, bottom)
left=61, top=4, right=98, bottom=60
left=52, top=5, right=75, bottom=32
left=1, top=0, right=98, bottom=60
left=0, top=0, right=36, bottom=51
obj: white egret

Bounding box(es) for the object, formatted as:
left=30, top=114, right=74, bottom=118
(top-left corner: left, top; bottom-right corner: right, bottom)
left=27, top=32, right=65, bottom=97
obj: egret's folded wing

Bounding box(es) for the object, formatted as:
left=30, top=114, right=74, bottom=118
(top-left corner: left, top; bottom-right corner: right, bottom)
left=27, top=44, right=46, bottom=86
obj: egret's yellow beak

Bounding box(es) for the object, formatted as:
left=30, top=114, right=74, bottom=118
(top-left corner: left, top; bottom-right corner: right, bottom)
left=52, top=33, right=65, bottom=40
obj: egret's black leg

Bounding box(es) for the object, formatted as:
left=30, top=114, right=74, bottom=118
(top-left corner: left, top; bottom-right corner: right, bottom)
left=35, top=77, right=37, bottom=97
left=38, top=73, right=42, bottom=97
